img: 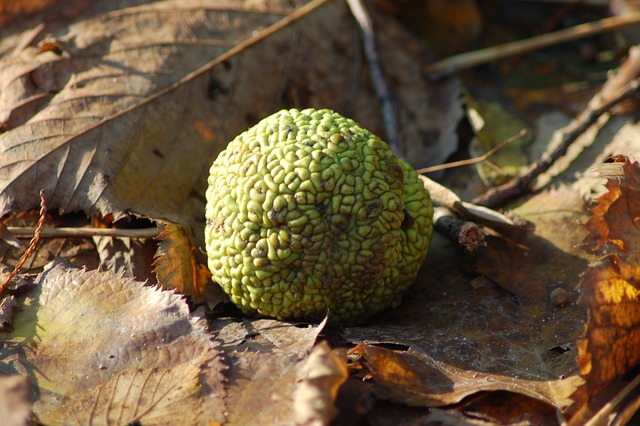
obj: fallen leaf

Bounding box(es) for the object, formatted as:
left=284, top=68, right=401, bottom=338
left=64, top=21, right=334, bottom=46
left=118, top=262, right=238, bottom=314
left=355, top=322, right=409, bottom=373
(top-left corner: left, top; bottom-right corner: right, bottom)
left=350, top=343, right=580, bottom=409
left=0, top=259, right=224, bottom=425
left=66, top=364, right=202, bottom=425
left=153, top=221, right=226, bottom=307
left=457, top=390, right=559, bottom=425
left=342, top=197, right=588, bottom=415
left=581, top=157, right=640, bottom=256
left=211, top=317, right=326, bottom=425
left=93, top=235, right=157, bottom=284
left=0, top=0, right=88, bottom=26
left=570, top=156, right=640, bottom=419
left=293, top=341, right=348, bottom=425
left=465, top=90, right=531, bottom=186
left=0, top=375, right=32, bottom=426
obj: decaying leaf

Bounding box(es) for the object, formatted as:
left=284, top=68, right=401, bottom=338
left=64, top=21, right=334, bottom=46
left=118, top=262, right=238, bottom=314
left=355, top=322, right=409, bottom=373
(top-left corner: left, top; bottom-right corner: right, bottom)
left=66, top=364, right=202, bottom=425
left=93, top=234, right=157, bottom=284
left=153, top=221, right=226, bottom=307
left=349, top=343, right=580, bottom=409
left=0, top=259, right=224, bottom=425
left=572, top=156, right=640, bottom=413
left=342, top=185, right=590, bottom=418
left=293, top=341, right=348, bottom=425
left=0, top=375, right=32, bottom=426
left=212, top=317, right=327, bottom=425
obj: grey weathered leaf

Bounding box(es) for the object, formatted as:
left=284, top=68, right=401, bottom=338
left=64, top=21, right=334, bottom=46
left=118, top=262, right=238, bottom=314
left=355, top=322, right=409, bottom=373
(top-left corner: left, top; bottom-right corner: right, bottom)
left=213, top=318, right=327, bottom=425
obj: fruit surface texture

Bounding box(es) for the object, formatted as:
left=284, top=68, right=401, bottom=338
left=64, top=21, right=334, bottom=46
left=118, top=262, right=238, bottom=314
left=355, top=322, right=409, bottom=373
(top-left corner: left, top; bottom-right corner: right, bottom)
left=205, top=108, right=433, bottom=325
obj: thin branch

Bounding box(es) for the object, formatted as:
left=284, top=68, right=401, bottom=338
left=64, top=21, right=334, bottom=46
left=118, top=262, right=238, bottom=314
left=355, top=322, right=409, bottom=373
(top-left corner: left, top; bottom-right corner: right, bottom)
left=433, top=207, right=486, bottom=253
left=419, top=175, right=531, bottom=251
left=345, top=0, right=402, bottom=157
left=6, top=226, right=161, bottom=239
left=473, top=78, right=640, bottom=207
left=426, top=13, right=640, bottom=78
left=0, top=190, right=47, bottom=295
left=419, top=175, right=526, bottom=229
left=416, top=129, right=527, bottom=174
left=583, top=373, right=640, bottom=426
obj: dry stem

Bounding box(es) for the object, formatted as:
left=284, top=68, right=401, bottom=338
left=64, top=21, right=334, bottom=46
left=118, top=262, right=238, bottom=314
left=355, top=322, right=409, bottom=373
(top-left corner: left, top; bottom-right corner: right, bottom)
left=473, top=78, right=640, bottom=207
left=6, top=226, right=161, bottom=239
left=0, top=190, right=47, bottom=295
left=426, top=13, right=640, bottom=78
left=346, top=0, right=402, bottom=156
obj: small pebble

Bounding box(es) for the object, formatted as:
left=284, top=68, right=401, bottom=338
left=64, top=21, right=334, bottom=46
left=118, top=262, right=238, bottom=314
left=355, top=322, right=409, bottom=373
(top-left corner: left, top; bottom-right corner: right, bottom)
left=550, top=287, right=570, bottom=307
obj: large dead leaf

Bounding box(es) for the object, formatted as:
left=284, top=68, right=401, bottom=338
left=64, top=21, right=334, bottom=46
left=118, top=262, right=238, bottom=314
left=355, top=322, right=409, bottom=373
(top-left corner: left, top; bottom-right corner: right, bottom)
left=570, top=157, right=640, bottom=416
left=342, top=187, right=589, bottom=416
left=0, top=375, right=32, bottom=426
left=66, top=363, right=202, bottom=425
left=0, top=0, right=461, bottom=246
left=211, top=317, right=328, bottom=425
left=350, top=343, right=580, bottom=408
left=0, top=259, right=224, bottom=425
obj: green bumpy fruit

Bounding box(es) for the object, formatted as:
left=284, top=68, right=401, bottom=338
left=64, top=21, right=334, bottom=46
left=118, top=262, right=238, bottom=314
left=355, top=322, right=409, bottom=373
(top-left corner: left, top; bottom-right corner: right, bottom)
left=205, top=108, right=433, bottom=325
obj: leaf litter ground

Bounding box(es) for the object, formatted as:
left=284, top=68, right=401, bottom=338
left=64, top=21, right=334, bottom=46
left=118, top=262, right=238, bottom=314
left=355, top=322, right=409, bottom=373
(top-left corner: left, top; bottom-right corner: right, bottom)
left=2, top=1, right=640, bottom=425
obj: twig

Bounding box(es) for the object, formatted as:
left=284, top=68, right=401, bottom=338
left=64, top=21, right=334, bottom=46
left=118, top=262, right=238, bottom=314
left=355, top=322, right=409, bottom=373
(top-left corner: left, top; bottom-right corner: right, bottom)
left=0, top=190, right=47, bottom=295
left=419, top=175, right=532, bottom=251
left=473, top=78, right=640, bottom=207
left=433, top=207, right=486, bottom=253
left=345, top=0, right=402, bottom=157
left=426, top=13, right=640, bottom=78
left=419, top=175, right=526, bottom=229
left=507, top=0, right=608, bottom=4
left=416, top=129, right=527, bottom=174
left=582, top=373, right=640, bottom=426
left=6, top=226, right=161, bottom=239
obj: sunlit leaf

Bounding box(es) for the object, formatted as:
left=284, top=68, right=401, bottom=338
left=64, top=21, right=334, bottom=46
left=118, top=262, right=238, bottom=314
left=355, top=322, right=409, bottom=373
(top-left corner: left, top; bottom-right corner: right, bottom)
left=572, top=157, right=640, bottom=413
left=0, top=375, right=32, bottom=426
left=293, top=341, right=348, bottom=425
left=153, top=221, right=226, bottom=307
left=0, top=259, right=224, bottom=425
left=66, top=364, right=202, bottom=426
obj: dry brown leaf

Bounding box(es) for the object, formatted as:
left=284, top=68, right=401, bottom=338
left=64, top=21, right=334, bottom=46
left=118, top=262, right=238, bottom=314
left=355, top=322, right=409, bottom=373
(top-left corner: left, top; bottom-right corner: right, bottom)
left=0, top=0, right=461, bottom=247
left=67, top=364, right=202, bottom=425
left=0, top=375, right=32, bottom=426
left=570, top=156, right=640, bottom=419
left=581, top=156, right=640, bottom=256
left=93, top=235, right=157, bottom=283
left=212, top=317, right=326, bottom=425
left=153, top=221, right=226, bottom=307
left=0, top=259, right=224, bottom=425
left=293, top=341, right=348, bottom=425
left=456, top=391, right=560, bottom=425
left=0, top=0, right=86, bottom=26
left=350, top=343, right=580, bottom=409
left=342, top=187, right=589, bottom=415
